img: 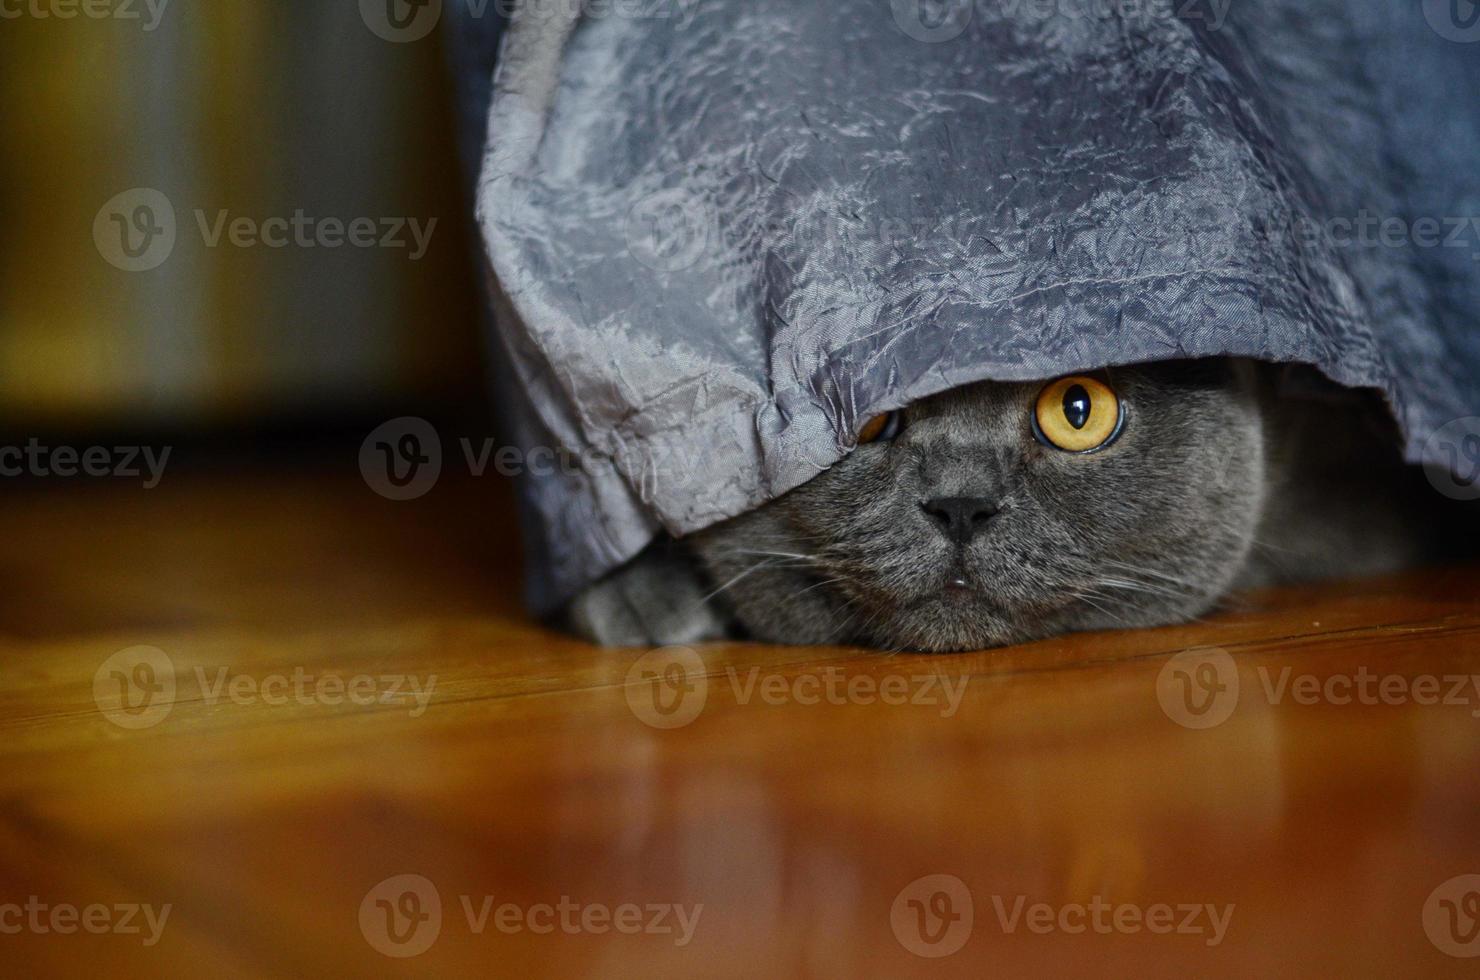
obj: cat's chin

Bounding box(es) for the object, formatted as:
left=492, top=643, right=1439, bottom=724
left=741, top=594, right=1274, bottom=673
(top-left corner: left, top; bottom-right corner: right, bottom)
left=854, top=573, right=1129, bottom=651
left=865, top=592, right=1035, bottom=653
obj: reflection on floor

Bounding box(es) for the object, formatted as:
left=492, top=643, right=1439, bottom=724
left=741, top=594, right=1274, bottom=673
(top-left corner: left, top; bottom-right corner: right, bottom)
left=1, top=470, right=1478, bottom=977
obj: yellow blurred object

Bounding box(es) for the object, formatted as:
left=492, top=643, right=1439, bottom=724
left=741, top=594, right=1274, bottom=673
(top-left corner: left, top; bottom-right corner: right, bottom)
left=0, top=1, right=478, bottom=429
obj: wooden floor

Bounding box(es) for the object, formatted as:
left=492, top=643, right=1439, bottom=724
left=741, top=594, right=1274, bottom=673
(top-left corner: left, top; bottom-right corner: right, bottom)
left=2, top=468, right=1479, bottom=978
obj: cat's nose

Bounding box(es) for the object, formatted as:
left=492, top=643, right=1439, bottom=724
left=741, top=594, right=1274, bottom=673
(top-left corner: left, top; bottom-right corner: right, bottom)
left=920, top=496, right=999, bottom=545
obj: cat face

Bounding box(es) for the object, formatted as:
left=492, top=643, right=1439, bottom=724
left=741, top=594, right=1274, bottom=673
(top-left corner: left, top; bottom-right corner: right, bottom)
left=693, top=361, right=1267, bottom=651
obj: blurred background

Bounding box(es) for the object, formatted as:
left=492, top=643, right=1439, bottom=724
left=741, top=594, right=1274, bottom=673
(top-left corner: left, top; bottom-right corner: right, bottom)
left=0, top=0, right=485, bottom=445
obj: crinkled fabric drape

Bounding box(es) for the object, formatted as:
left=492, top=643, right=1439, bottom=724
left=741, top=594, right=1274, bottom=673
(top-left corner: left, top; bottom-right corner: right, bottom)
left=449, top=0, right=1480, bottom=613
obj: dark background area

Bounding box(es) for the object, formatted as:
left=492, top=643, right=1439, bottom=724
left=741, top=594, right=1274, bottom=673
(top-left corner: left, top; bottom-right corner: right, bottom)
left=0, top=1, right=490, bottom=463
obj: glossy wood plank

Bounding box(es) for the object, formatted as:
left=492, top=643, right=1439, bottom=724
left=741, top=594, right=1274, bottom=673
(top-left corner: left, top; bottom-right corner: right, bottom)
left=1, top=470, right=1478, bottom=977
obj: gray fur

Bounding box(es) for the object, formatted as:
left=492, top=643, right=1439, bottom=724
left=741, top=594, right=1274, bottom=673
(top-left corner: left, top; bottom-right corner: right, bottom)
left=566, top=360, right=1463, bottom=651
left=565, top=543, right=727, bottom=647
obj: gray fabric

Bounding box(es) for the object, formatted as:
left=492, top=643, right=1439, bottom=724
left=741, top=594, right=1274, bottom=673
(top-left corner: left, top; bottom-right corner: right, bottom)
left=454, top=0, right=1480, bottom=613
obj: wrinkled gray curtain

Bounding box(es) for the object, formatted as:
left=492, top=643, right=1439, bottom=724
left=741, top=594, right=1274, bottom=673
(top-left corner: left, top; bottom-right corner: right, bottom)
left=450, top=0, right=1480, bottom=613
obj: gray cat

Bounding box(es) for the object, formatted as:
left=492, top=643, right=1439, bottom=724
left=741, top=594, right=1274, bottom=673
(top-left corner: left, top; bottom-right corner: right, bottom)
left=567, top=360, right=1465, bottom=651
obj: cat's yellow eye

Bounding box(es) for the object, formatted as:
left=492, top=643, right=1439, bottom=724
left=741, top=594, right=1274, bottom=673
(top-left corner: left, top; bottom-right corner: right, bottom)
left=858, top=410, right=903, bottom=444
left=1033, top=376, right=1123, bottom=453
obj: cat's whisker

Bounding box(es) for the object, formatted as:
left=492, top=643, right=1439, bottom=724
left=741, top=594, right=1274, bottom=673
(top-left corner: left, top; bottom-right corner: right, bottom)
left=718, top=548, right=818, bottom=562
left=831, top=591, right=899, bottom=646
left=1095, top=576, right=1195, bottom=601
left=698, top=558, right=798, bottom=605
left=1068, top=589, right=1131, bottom=624
left=1248, top=536, right=1298, bottom=555
left=816, top=597, right=865, bottom=644
left=789, top=576, right=849, bottom=599
left=1100, top=559, right=1204, bottom=591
